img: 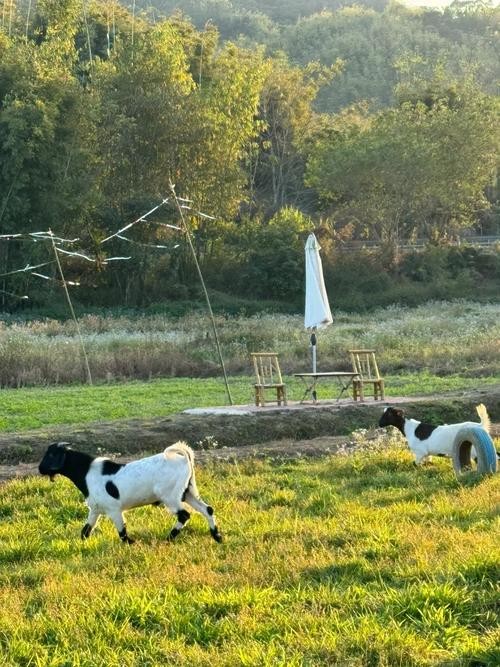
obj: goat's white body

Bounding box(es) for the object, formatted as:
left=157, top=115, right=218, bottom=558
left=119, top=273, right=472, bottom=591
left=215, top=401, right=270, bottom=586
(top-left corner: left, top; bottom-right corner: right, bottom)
left=39, top=440, right=222, bottom=543
left=87, top=449, right=191, bottom=512
left=84, top=442, right=218, bottom=541
left=404, top=419, right=484, bottom=464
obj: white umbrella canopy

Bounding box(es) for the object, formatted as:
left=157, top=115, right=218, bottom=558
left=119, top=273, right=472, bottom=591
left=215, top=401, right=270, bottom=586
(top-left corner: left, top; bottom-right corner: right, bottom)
left=304, top=233, right=332, bottom=372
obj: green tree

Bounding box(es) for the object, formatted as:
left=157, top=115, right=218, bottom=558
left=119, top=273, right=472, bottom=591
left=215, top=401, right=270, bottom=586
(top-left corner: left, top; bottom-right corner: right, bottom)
left=281, top=3, right=500, bottom=112
left=250, top=54, right=340, bottom=216
left=232, top=206, right=313, bottom=300
left=90, top=17, right=266, bottom=303
left=306, top=78, right=499, bottom=252
left=0, top=4, right=99, bottom=305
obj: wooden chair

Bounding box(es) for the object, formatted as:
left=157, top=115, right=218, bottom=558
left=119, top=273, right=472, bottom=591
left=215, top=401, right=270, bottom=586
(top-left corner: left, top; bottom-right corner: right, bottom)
left=251, top=352, right=287, bottom=407
left=348, top=349, right=385, bottom=401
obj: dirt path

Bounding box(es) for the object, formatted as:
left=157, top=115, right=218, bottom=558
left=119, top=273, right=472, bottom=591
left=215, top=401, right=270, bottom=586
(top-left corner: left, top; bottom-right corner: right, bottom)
left=2, top=386, right=499, bottom=468
left=0, top=433, right=371, bottom=484
left=2, top=425, right=498, bottom=485
left=1, top=387, right=498, bottom=484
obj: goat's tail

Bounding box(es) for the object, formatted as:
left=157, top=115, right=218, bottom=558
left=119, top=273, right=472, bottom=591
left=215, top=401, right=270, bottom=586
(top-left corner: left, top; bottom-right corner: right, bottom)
left=476, top=404, right=491, bottom=434
left=166, top=440, right=194, bottom=462
left=165, top=441, right=200, bottom=498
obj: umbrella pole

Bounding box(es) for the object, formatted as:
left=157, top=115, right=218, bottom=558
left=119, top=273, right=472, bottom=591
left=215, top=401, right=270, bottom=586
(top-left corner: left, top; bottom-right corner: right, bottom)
left=311, top=330, right=318, bottom=401
left=311, top=329, right=317, bottom=374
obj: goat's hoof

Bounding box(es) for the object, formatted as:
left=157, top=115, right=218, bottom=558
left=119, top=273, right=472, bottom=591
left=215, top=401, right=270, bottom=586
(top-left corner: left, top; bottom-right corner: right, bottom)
left=122, top=536, right=135, bottom=545
left=81, top=523, right=92, bottom=540
left=210, top=528, right=223, bottom=543
left=167, top=528, right=181, bottom=541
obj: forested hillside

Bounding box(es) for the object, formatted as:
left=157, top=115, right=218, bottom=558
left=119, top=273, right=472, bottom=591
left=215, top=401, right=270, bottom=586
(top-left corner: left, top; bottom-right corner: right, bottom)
left=134, top=0, right=499, bottom=110
left=0, top=0, right=498, bottom=313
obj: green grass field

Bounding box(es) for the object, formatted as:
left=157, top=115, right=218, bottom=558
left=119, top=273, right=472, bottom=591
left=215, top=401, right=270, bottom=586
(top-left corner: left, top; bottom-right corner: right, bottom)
left=1, top=301, right=499, bottom=665
left=0, top=441, right=498, bottom=666
left=1, top=372, right=499, bottom=432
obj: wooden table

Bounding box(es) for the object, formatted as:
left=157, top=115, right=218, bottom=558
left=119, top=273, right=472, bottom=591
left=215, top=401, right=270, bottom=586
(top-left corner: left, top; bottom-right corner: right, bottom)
left=293, top=372, right=361, bottom=403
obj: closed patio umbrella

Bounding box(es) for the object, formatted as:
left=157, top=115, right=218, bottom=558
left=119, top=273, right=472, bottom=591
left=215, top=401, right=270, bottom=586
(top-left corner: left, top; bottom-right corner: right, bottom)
left=304, top=233, right=332, bottom=373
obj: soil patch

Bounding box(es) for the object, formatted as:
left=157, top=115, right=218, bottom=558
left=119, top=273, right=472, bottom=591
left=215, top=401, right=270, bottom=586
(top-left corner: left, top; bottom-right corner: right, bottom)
left=2, top=422, right=499, bottom=486
left=0, top=432, right=391, bottom=483
left=0, top=386, right=498, bottom=472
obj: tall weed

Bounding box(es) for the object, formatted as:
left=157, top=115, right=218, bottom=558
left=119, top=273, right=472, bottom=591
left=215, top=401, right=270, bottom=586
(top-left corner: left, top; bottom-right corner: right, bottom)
left=0, top=301, right=498, bottom=387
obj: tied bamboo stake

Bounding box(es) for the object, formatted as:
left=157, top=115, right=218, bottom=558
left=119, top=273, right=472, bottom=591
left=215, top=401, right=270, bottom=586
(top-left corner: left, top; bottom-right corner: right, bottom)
left=169, top=181, right=233, bottom=406
left=49, top=230, right=93, bottom=386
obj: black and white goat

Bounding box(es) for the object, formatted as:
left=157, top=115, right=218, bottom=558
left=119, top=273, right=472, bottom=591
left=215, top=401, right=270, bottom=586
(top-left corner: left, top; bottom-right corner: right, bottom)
left=379, top=403, right=491, bottom=465
left=38, top=441, right=222, bottom=544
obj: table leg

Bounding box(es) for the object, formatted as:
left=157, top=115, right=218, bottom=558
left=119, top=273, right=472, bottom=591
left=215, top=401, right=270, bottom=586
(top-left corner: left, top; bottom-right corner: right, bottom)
left=312, top=377, right=318, bottom=403
left=299, top=381, right=313, bottom=403
left=298, top=378, right=318, bottom=403
left=335, top=377, right=356, bottom=401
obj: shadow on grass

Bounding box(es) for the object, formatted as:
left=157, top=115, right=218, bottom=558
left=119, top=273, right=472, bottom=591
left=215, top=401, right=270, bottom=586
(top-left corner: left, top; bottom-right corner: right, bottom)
left=312, top=457, right=489, bottom=501
left=300, top=560, right=394, bottom=586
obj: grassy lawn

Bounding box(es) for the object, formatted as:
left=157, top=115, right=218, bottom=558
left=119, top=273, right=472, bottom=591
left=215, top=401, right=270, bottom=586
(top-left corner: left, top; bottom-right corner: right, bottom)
left=0, top=442, right=498, bottom=666
left=0, top=373, right=499, bottom=432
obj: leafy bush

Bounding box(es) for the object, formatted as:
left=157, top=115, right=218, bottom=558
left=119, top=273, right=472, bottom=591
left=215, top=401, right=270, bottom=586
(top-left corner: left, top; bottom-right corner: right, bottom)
left=322, top=246, right=500, bottom=311
left=226, top=208, right=313, bottom=301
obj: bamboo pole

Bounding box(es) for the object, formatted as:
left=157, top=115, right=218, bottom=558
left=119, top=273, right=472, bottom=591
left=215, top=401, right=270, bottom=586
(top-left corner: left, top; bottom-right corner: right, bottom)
left=49, top=230, right=93, bottom=385
left=169, top=181, right=233, bottom=406
left=25, top=0, right=32, bottom=41
left=131, top=0, right=136, bottom=65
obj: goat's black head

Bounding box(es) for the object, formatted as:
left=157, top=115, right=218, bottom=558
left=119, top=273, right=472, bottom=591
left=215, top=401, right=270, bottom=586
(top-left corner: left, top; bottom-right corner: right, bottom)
left=379, top=407, right=405, bottom=430
left=38, top=442, right=71, bottom=480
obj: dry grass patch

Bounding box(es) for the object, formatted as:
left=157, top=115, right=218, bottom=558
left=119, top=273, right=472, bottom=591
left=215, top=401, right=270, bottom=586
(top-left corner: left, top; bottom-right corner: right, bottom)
left=1, top=300, right=499, bottom=386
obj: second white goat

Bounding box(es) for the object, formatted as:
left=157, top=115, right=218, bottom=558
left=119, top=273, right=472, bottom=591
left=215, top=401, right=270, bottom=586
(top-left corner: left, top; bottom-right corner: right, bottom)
left=378, top=403, right=491, bottom=465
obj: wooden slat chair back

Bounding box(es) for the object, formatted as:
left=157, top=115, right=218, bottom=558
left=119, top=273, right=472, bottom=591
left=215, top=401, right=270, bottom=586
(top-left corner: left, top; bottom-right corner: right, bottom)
left=251, top=352, right=287, bottom=407
left=348, top=349, right=385, bottom=401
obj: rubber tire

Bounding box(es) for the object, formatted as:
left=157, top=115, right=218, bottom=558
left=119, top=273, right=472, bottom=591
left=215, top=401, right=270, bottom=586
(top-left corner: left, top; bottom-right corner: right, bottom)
left=452, top=426, right=497, bottom=478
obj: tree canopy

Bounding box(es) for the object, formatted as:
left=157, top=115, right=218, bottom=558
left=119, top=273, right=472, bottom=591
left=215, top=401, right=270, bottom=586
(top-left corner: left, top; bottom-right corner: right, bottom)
left=306, top=77, right=499, bottom=249
left=0, top=0, right=498, bottom=311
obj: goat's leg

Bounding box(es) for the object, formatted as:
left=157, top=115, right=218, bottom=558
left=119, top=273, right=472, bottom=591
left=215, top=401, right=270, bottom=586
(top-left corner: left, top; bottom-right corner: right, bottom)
left=81, top=507, right=101, bottom=539
left=184, top=489, right=223, bottom=543
left=107, top=509, right=135, bottom=544
left=413, top=452, right=428, bottom=466
left=165, top=504, right=191, bottom=541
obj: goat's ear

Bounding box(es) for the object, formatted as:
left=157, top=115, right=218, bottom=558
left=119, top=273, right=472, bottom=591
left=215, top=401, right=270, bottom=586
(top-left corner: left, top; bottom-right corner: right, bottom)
left=392, top=408, right=404, bottom=418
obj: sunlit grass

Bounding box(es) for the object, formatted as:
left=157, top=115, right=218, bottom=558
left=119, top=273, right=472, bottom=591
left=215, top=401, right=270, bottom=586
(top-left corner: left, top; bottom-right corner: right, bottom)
left=0, top=443, right=498, bottom=666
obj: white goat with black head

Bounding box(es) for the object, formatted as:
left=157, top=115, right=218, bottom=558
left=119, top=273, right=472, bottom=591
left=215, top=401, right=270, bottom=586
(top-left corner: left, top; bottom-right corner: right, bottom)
left=378, top=404, right=491, bottom=465
left=38, top=441, right=222, bottom=544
